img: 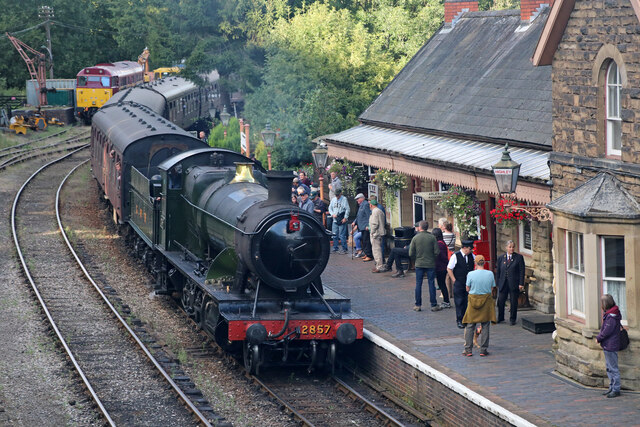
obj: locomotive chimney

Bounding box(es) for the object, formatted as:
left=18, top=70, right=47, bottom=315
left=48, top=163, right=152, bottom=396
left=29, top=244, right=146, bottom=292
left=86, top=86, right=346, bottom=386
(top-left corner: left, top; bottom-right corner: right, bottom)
left=266, top=171, right=295, bottom=204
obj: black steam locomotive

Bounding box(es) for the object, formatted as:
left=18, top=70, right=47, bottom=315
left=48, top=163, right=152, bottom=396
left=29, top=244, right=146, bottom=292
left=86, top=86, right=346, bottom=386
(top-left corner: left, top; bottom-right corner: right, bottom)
left=90, top=81, right=362, bottom=374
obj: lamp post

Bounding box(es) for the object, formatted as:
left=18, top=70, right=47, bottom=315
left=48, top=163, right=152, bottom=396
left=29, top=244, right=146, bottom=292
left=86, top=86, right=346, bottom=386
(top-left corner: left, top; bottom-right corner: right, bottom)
left=311, top=142, right=329, bottom=201
left=261, top=122, right=276, bottom=170
left=220, top=105, right=231, bottom=139
left=492, top=143, right=551, bottom=221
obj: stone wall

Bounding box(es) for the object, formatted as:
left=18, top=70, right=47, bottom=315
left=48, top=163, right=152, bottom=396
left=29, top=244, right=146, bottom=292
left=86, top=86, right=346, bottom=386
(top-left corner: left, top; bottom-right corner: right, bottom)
left=552, top=0, right=640, bottom=200
left=343, top=328, right=545, bottom=426
left=551, top=0, right=640, bottom=389
left=554, top=320, right=640, bottom=390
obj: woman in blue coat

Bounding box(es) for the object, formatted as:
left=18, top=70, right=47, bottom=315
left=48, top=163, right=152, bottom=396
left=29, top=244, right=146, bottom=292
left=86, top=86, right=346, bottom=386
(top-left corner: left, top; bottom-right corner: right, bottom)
left=595, top=294, right=622, bottom=398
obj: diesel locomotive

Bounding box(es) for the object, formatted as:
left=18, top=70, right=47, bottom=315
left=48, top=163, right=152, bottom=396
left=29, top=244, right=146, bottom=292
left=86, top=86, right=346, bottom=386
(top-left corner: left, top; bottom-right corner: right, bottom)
left=76, top=61, right=145, bottom=124
left=90, top=83, right=362, bottom=374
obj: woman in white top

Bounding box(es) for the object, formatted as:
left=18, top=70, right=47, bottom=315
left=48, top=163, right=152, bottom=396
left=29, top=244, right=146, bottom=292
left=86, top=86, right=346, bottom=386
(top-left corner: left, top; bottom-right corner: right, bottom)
left=439, top=218, right=456, bottom=252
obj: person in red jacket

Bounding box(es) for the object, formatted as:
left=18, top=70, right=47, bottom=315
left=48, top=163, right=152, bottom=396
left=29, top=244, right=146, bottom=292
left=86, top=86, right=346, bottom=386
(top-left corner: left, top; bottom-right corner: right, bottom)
left=595, top=294, right=622, bottom=398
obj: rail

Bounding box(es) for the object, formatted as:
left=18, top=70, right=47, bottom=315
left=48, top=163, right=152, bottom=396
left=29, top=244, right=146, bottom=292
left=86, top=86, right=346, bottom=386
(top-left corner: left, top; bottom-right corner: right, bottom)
left=11, top=147, right=115, bottom=426
left=56, top=160, right=215, bottom=427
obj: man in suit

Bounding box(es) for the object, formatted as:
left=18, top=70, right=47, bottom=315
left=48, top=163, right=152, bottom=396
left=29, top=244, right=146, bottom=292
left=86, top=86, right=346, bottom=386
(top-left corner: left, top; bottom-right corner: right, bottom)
left=447, top=240, right=476, bottom=329
left=496, top=240, right=526, bottom=325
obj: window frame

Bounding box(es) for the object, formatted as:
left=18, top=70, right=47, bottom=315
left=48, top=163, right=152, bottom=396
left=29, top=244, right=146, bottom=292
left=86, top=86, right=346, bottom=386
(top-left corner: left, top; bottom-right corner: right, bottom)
left=606, top=61, right=622, bottom=157
left=600, top=236, right=627, bottom=325
left=518, top=220, right=533, bottom=255
left=566, top=231, right=586, bottom=319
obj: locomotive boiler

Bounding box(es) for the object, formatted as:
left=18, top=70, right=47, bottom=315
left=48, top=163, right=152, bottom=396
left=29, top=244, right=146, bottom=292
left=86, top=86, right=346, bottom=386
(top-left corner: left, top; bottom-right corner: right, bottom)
left=124, top=149, right=362, bottom=374
left=91, top=78, right=362, bottom=374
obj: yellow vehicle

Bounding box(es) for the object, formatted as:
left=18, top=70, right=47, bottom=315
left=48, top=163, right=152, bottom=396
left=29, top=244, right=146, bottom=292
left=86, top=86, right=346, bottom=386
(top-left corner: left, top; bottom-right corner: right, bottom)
left=9, top=114, right=47, bottom=135
left=153, top=66, right=181, bottom=80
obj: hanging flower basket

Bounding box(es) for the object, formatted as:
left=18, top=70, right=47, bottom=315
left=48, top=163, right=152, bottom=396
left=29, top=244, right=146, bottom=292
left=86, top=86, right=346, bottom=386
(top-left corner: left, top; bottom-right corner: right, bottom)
left=438, top=185, right=482, bottom=239
left=326, top=158, right=365, bottom=198
left=490, top=198, right=528, bottom=228
left=374, top=169, right=408, bottom=212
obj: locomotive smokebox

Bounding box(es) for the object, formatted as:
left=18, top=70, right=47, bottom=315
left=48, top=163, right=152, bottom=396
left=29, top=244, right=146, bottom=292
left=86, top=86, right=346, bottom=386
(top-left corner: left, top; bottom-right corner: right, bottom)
left=266, top=171, right=295, bottom=204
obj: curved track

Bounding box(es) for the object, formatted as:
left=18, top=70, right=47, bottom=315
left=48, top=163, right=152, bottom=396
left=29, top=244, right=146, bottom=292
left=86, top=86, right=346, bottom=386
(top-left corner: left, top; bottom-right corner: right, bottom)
left=0, top=128, right=89, bottom=170
left=11, top=148, right=222, bottom=426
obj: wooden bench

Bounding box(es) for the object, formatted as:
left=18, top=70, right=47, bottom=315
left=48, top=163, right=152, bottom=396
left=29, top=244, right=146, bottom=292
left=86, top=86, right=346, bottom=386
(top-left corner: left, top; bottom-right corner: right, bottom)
left=518, top=267, right=534, bottom=309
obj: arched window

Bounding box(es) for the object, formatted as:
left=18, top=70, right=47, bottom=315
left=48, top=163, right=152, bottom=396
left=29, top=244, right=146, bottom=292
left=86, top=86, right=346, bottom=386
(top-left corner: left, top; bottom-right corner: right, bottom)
left=606, top=61, right=622, bottom=156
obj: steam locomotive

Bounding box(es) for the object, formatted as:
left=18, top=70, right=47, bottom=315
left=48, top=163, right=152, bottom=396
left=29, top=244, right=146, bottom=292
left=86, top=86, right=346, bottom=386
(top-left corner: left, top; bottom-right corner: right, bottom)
left=90, top=83, right=362, bottom=374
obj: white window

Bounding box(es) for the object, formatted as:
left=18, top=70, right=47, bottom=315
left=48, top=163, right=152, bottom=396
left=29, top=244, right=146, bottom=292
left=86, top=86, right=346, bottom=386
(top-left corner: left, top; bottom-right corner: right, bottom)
left=566, top=231, right=585, bottom=318
left=519, top=221, right=532, bottom=255
left=601, top=236, right=626, bottom=323
left=606, top=61, right=622, bottom=156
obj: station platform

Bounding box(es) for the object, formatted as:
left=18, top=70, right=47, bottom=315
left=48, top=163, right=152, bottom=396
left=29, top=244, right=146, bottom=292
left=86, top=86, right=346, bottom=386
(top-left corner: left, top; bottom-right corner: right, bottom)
left=322, top=251, right=640, bottom=426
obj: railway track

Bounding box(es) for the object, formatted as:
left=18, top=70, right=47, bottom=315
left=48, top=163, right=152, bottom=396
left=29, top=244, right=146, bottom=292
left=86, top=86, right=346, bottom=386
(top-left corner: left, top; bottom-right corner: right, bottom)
left=248, top=368, right=405, bottom=427
left=0, top=128, right=89, bottom=170
left=11, top=148, right=227, bottom=427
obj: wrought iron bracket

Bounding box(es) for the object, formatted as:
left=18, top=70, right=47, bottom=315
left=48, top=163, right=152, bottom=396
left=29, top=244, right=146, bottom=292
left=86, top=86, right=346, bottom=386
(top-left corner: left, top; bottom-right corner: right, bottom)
left=502, top=194, right=552, bottom=221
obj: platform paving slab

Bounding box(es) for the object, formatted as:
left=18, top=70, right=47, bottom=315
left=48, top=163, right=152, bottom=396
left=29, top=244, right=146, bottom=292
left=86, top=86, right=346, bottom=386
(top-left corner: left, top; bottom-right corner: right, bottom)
left=322, top=251, right=640, bottom=426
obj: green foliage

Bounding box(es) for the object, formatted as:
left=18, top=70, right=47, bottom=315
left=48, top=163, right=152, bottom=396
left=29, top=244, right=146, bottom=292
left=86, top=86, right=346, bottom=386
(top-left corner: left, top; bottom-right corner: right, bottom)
left=208, top=117, right=241, bottom=152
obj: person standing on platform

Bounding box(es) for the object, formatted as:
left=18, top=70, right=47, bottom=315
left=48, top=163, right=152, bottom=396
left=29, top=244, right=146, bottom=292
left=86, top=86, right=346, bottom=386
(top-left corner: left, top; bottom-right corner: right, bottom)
left=310, top=191, right=327, bottom=225
left=297, top=187, right=314, bottom=214
left=461, top=255, right=496, bottom=357
left=328, top=171, right=342, bottom=201
left=298, top=171, right=312, bottom=187
left=329, top=189, right=349, bottom=254
left=368, top=199, right=386, bottom=271
left=595, top=294, right=622, bottom=398
left=352, top=193, right=372, bottom=259
left=370, top=195, right=386, bottom=263
left=409, top=221, right=440, bottom=312
left=439, top=218, right=455, bottom=251
left=448, top=240, right=475, bottom=328
left=432, top=228, right=451, bottom=308
left=496, top=240, right=525, bottom=325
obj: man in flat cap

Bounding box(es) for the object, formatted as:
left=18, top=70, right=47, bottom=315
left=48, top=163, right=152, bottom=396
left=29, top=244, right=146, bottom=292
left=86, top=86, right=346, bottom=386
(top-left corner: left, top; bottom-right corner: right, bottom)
left=368, top=198, right=386, bottom=270
left=447, top=239, right=476, bottom=329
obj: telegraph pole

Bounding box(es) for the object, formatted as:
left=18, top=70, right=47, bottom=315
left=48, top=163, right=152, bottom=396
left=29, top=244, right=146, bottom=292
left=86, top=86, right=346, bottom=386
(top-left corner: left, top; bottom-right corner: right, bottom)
left=38, top=5, right=54, bottom=79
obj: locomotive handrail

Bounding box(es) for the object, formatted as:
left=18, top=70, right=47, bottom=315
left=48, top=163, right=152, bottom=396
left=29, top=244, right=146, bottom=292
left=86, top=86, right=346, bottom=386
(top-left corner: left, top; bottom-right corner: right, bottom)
left=181, top=194, right=260, bottom=235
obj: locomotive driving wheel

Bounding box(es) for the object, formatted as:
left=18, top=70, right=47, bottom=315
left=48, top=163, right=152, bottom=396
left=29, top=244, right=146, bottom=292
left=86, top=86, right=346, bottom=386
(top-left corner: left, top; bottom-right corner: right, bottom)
left=243, top=342, right=260, bottom=375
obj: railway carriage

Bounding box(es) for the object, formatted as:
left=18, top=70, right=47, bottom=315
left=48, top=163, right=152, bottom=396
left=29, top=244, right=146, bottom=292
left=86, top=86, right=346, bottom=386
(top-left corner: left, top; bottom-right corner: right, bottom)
left=90, top=80, right=363, bottom=374
left=76, top=61, right=145, bottom=123
left=90, top=102, right=207, bottom=223
left=107, top=77, right=212, bottom=131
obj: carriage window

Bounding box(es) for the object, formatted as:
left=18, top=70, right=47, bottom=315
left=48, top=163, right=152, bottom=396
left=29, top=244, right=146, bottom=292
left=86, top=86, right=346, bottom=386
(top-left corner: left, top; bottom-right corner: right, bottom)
left=101, top=77, right=110, bottom=87
left=78, top=76, right=87, bottom=86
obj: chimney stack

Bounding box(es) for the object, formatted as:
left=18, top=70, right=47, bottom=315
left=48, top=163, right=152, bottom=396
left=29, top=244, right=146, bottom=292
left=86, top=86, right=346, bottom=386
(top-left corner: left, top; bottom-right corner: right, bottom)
left=520, top=0, right=554, bottom=22
left=445, top=0, right=479, bottom=27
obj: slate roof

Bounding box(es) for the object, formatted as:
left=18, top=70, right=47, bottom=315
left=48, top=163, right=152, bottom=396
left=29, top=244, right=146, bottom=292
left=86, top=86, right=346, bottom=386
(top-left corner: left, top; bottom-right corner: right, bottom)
left=359, top=9, right=552, bottom=148
left=324, top=125, right=549, bottom=181
left=547, top=173, right=640, bottom=219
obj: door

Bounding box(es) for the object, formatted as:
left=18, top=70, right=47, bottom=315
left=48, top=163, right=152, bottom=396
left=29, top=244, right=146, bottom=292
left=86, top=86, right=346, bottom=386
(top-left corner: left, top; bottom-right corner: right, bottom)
left=474, top=200, right=495, bottom=271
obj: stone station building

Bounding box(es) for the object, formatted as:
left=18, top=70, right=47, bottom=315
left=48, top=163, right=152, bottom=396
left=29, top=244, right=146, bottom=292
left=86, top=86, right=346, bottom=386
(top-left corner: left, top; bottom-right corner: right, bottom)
left=533, top=0, right=640, bottom=389
left=321, top=0, right=556, bottom=313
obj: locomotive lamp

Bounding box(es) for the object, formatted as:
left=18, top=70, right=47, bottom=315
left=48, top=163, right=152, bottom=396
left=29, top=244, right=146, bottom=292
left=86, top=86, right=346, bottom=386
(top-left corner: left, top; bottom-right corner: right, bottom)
left=312, top=142, right=329, bottom=201
left=492, top=143, right=552, bottom=221
left=261, top=122, right=276, bottom=170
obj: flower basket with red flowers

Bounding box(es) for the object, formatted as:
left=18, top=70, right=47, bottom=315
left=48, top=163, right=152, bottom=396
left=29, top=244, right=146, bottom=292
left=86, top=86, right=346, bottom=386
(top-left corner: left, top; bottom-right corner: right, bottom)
left=490, top=198, right=528, bottom=228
